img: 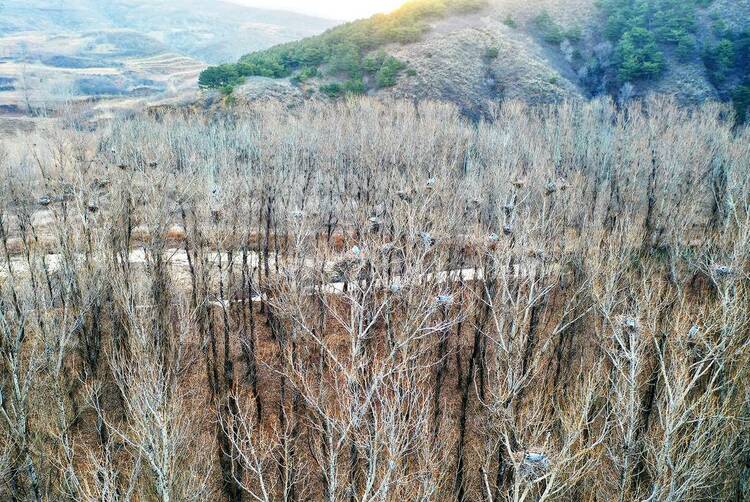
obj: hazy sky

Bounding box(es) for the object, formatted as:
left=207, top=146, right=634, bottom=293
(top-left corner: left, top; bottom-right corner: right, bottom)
left=227, top=0, right=406, bottom=20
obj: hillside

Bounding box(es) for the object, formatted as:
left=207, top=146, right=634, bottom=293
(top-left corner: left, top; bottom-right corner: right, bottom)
left=0, top=0, right=336, bottom=126
left=200, top=0, right=750, bottom=119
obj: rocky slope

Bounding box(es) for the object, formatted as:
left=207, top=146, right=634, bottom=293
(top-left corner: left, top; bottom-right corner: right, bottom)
left=383, top=3, right=586, bottom=118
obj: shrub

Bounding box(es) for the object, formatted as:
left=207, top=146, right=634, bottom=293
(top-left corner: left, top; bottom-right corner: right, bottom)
left=534, top=11, right=564, bottom=44
left=701, top=26, right=749, bottom=114
left=484, top=47, right=499, bottom=59
left=675, top=32, right=696, bottom=61
left=503, top=16, right=517, bottom=28
left=237, top=57, right=288, bottom=78
left=534, top=11, right=582, bottom=45
left=735, top=30, right=750, bottom=69
left=598, top=0, right=709, bottom=82
left=327, top=42, right=363, bottom=79
left=294, top=67, right=319, bottom=84
left=703, top=39, right=735, bottom=84
left=601, top=0, right=700, bottom=42
left=376, top=56, right=406, bottom=88
left=320, top=79, right=366, bottom=98
left=363, top=50, right=387, bottom=73
left=651, top=0, right=697, bottom=43
left=320, top=82, right=343, bottom=97
left=452, top=0, right=487, bottom=12
left=198, top=64, right=244, bottom=89
left=343, top=78, right=366, bottom=95
left=363, top=50, right=408, bottom=86
left=712, top=18, right=730, bottom=38
left=732, top=83, right=750, bottom=123
left=565, top=26, right=583, bottom=43
left=615, top=27, right=665, bottom=81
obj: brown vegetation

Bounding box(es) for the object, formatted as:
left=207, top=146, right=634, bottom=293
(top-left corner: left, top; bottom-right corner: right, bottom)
left=0, top=97, right=749, bottom=501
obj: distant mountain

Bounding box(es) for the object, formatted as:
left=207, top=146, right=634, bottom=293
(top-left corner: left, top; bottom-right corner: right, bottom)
left=0, top=0, right=336, bottom=119
left=200, top=0, right=750, bottom=120
left=0, top=0, right=337, bottom=63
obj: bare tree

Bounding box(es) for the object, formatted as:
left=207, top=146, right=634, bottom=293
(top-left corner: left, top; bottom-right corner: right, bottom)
left=0, top=96, right=748, bottom=501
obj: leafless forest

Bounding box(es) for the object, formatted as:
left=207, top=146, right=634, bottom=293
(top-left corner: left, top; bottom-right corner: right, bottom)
left=0, top=97, right=749, bottom=501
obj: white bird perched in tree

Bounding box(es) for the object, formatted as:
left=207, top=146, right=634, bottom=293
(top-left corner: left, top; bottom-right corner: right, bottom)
left=380, top=242, right=395, bottom=254
left=436, top=294, right=453, bottom=306
left=520, top=451, right=550, bottom=479
left=622, top=317, right=639, bottom=332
